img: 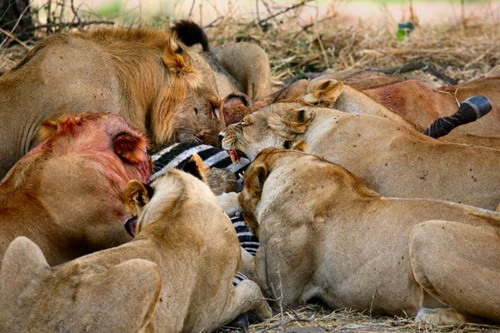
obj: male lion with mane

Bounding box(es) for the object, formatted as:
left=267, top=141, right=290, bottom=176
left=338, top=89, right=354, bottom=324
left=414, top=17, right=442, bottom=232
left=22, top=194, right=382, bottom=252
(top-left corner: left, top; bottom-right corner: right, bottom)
left=0, top=27, right=199, bottom=178
left=0, top=112, right=151, bottom=265
left=240, top=148, right=500, bottom=324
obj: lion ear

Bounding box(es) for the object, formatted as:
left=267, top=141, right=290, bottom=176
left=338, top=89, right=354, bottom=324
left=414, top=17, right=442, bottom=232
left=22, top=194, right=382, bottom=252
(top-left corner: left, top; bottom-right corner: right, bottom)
left=272, top=79, right=309, bottom=103
left=283, top=140, right=308, bottom=152
left=244, top=162, right=268, bottom=197
left=32, top=114, right=75, bottom=147
left=36, top=120, right=59, bottom=142
left=181, top=153, right=209, bottom=183
left=240, top=162, right=268, bottom=237
left=312, top=79, right=344, bottom=104
left=222, top=93, right=251, bottom=126
left=31, top=120, right=58, bottom=147
left=269, top=108, right=315, bottom=136
left=162, top=37, right=200, bottom=88
left=113, top=132, right=148, bottom=165
left=124, top=180, right=152, bottom=215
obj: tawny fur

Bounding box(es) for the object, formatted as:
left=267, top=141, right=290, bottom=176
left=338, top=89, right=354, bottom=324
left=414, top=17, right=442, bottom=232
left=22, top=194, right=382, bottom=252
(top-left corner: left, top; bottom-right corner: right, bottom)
left=364, top=77, right=500, bottom=137
left=240, top=148, right=500, bottom=323
left=222, top=103, right=500, bottom=209
left=0, top=27, right=199, bottom=178
left=0, top=170, right=271, bottom=332
left=273, top=76, right=500, bottom=149
left=0, top=112, right=151, bottom=265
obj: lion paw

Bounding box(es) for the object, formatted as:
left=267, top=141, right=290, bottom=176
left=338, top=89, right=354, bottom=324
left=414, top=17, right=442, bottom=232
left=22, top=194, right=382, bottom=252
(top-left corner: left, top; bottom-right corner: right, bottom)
left=415, top=307, right=466, bottom=325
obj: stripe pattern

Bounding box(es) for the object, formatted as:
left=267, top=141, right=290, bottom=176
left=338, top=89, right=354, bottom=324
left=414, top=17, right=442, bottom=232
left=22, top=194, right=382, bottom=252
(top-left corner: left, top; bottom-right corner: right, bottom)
left=150, top=142, right=249, bottom=186
left=232, top=271, right=249, bottom=286
left=150, top=142, right=259, bottom=253
left=231, top=213, right=259, bottom=256
left=149, top=142, right=258, bottom=288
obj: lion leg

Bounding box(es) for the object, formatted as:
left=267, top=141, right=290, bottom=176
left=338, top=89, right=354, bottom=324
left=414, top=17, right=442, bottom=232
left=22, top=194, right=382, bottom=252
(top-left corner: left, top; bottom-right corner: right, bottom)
left=410, top=220, right=500, bottom=323
left=240, top=248, right=256, bottom=277
left=219, top=279, right=272, bottom=326
left=415, top=307, right=466, bottom=325
left=211, top=43, right=271, bottom=101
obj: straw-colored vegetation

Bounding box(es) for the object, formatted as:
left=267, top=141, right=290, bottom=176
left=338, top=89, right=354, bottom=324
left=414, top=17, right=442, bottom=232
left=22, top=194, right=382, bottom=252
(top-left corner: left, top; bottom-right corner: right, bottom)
left=1, top=1, right=499, bottom=332
left=223, top=304, right=500, bottom=332
left=204, top=14, right=499, bottom=86
left=2, top=1, right=499, bottom=84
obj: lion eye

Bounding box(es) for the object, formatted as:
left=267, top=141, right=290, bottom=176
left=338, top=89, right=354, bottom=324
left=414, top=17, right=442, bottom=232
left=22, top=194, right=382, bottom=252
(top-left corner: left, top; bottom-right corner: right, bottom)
left=174, top=46, right=184, bottom=55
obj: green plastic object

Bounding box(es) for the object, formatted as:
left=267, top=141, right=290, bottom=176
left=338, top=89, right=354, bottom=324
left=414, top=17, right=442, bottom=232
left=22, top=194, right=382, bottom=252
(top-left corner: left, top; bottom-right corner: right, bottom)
left=396, top=22, right=415, bottom=42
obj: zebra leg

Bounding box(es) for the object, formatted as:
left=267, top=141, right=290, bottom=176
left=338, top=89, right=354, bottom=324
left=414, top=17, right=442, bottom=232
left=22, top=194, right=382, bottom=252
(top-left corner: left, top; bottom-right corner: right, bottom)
left=423, top=95, right=492, bottom=138
left=219, top=279, right=272, bottom=327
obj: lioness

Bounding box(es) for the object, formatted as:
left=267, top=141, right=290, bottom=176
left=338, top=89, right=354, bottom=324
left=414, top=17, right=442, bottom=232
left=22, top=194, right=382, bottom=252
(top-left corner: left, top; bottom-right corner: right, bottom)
left=273, top=76, right=497, bottom=148
left=296, top=76, right=418, bottom=130
left=0, top=169, right=271, bottom=332
left=240, top=148, right=500, bottom=324
left=222, top=103, right=500, bottom=210
left=269, top=76, right=500, bottom=150
left=0, top=112, right=151, bottom=265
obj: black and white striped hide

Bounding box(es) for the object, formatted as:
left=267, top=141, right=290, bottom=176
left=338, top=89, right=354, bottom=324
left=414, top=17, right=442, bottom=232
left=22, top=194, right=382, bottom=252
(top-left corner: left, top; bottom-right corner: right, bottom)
left=231, top=213, right=259, bottom=257
left=149, top=142, right=249, bottom=188
left=149, top=142, right=259, bottom=256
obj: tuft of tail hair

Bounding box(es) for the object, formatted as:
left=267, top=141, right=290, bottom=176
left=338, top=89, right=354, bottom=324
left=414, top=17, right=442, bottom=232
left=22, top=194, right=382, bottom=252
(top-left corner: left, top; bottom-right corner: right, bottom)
left=171, top=20, right=210, bottom=52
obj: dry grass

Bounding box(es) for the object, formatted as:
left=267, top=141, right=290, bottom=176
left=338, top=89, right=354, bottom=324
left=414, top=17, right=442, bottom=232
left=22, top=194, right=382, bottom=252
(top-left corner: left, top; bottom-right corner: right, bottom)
left=2, top=3, right=499, bottom=83
left=202, top=13, right=499, bottom=85
left=232, top=305, right=499, bottom=332
left=0, top=44, right=29, bottom=74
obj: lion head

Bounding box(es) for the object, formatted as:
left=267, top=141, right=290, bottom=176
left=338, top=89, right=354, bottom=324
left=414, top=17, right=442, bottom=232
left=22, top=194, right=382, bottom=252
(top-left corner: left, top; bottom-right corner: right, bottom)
left=221, top=103, right=315, bottom=160
left=0, top=112, right=151, bottom=264
left=239, top=147, right=378, bottom=236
